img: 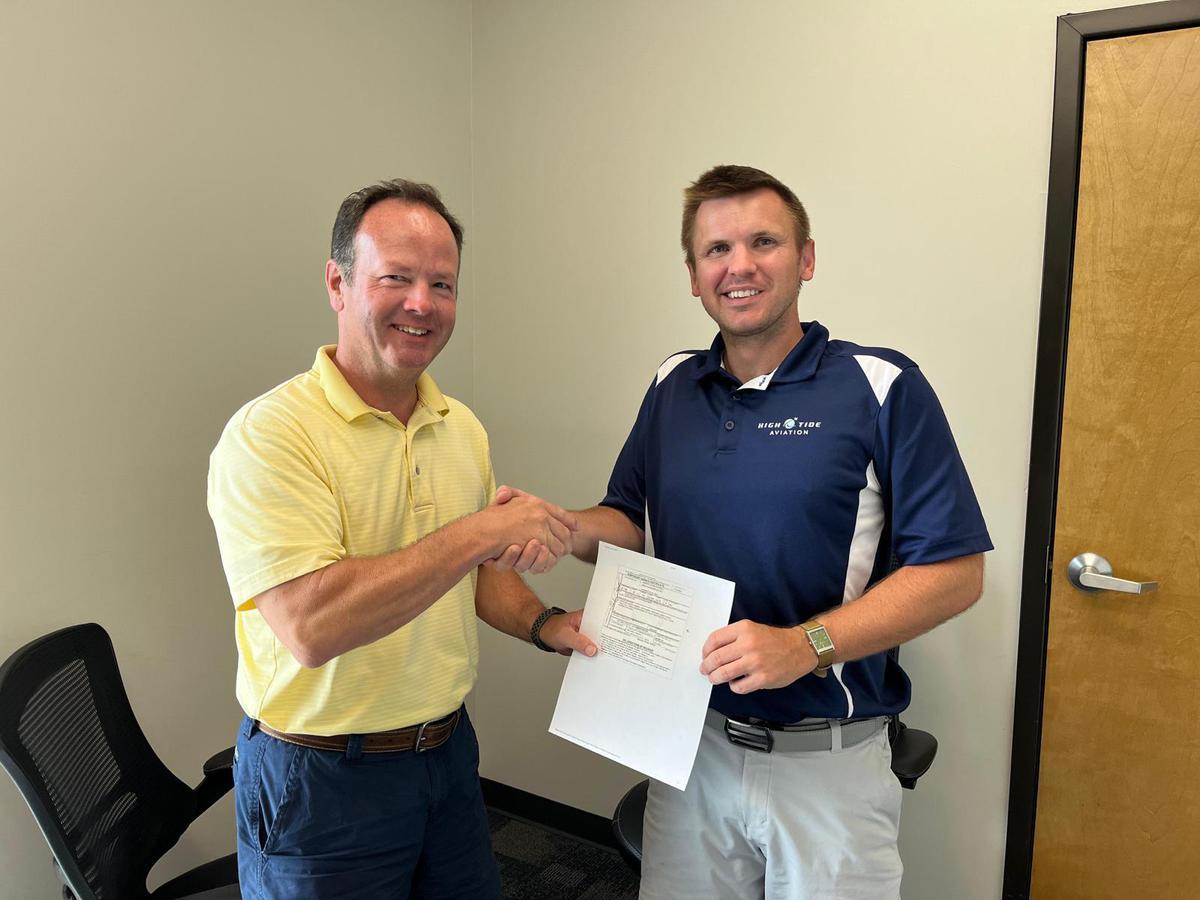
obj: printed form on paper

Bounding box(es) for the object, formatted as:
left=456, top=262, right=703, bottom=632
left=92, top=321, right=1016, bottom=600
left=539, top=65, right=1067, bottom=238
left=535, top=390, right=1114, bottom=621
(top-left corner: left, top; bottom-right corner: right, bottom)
left=549, top=542, right=735, bottom=790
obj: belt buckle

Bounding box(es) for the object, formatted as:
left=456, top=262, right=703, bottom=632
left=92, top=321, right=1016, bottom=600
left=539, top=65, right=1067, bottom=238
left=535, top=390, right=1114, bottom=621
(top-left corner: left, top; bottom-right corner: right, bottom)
left=723, top=717, right=774, bottom=753
left=414, top=720, right=432, bottom=753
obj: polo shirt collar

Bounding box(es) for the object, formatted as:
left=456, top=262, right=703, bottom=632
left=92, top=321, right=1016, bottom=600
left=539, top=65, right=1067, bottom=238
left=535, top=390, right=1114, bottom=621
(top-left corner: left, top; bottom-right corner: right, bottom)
left=314, top=346, right=450, bottom=424
left=693, top=321, right=829, bottom=388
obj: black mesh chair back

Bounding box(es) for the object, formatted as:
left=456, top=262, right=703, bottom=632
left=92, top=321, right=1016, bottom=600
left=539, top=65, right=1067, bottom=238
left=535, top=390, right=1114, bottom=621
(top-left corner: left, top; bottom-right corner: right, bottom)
left=0, top=623, right=200, bottom=899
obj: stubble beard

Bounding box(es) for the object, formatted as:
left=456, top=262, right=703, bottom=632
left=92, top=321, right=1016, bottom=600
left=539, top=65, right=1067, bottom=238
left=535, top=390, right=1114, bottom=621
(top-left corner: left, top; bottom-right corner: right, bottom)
left=716, top=284, right=801, bottom=343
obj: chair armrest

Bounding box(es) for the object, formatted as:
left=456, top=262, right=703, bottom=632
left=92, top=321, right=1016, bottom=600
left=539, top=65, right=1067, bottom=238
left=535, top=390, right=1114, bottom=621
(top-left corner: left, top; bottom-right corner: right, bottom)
left=889, top=722, right=938, bottom=790
left=193, top=746, right=235, bottom=816
left=203, top=746, right=235, bottom=776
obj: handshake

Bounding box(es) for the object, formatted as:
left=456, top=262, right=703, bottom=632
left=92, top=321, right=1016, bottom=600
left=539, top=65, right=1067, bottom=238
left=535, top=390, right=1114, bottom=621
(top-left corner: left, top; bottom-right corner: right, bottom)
left=479, top=485, right=580, bottom=574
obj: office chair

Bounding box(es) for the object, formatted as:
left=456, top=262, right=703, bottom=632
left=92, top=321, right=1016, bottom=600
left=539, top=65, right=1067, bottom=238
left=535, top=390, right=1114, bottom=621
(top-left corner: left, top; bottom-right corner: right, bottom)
left=0, top=623, right=239, bottom=899
left=611, top=646, right=939, bottom=874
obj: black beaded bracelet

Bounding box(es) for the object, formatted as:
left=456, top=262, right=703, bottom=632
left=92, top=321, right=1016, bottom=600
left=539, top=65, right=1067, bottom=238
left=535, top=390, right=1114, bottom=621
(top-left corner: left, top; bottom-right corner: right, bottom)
left=530, top=606, right=566, bottom=652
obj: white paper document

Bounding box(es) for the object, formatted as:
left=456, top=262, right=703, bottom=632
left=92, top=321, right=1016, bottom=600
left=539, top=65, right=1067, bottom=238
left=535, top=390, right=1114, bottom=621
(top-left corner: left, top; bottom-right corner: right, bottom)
left=549, top=542, right=735, bottom=790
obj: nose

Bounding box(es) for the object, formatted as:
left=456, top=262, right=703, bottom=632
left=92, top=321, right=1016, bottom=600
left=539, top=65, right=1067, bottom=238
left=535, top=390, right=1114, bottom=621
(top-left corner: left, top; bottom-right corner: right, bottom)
left=403, top=282, right=433, bottom=316
left=728, top=243, right=756, bottom=277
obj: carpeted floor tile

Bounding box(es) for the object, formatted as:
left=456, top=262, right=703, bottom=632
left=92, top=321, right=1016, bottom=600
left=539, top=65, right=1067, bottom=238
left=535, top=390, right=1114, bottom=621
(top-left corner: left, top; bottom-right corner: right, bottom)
left=489, top=810, right=639, bottom=899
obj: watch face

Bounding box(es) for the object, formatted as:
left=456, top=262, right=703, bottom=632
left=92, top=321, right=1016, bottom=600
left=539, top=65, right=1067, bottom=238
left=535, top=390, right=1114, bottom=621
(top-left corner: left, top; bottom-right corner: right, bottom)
left=809, top=628, right=834, bottom=653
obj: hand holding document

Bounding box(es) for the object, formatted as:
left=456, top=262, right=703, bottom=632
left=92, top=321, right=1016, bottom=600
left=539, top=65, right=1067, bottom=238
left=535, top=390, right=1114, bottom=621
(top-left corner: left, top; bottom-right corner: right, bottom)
left=549, top=542, right=734, bottom=790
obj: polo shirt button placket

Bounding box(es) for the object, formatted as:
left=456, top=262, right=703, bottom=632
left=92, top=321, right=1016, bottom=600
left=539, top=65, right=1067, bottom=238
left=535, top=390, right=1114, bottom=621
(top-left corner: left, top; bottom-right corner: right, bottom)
left=410, top=434, right=435, bottom=515
left=717, top=395, right=740, bottom=452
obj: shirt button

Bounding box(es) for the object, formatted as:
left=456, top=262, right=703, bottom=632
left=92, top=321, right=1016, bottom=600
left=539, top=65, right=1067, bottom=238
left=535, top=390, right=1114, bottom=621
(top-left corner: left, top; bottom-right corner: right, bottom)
left=724, top=420, right=736, bottom=431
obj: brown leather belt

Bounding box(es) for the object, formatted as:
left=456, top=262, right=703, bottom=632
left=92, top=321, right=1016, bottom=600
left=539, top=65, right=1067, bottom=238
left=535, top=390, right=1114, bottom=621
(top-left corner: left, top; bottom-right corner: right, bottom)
left=256, top=708, right=461, bottom=754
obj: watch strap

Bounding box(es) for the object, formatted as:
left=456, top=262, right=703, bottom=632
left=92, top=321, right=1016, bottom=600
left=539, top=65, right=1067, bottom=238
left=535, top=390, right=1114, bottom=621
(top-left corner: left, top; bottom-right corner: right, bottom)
left=531, top=606, right=566, bottom=652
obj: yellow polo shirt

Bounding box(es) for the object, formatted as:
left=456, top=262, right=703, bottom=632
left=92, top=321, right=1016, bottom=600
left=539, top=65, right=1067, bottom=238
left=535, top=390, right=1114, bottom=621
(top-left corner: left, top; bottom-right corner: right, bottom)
left=207, top=346, right=495, bottom=734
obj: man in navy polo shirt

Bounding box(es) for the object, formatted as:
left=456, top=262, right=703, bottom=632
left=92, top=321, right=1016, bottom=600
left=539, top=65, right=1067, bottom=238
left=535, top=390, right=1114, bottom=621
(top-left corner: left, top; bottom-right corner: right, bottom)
left=566, top=165, right=991, bottom=899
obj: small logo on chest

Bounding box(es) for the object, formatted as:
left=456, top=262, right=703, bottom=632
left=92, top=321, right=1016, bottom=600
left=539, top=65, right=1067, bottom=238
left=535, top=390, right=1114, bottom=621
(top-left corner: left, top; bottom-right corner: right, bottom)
left=757, top=418, right=822, bottom=437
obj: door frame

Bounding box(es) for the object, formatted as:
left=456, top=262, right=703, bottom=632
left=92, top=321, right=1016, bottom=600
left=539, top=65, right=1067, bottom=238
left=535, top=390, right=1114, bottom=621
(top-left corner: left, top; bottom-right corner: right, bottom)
left=1004, top=2, right=1200, bottom=897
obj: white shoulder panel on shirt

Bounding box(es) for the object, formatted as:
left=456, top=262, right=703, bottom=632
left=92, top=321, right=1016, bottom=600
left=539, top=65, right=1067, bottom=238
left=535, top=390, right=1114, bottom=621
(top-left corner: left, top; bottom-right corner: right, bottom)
left=655, top=352, right=698, bottom=387
left=852, top=354, right=904, bottom=406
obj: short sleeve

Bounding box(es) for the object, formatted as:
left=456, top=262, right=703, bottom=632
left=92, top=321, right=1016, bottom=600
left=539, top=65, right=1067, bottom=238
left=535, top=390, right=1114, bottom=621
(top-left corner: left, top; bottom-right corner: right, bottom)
left=207, top=408, right=345, bottom=610
left=481, top=431, right=498, bottom=502
left=874, top=367, right=992, bottom=566
left=599, top=380, right=655, bottom=527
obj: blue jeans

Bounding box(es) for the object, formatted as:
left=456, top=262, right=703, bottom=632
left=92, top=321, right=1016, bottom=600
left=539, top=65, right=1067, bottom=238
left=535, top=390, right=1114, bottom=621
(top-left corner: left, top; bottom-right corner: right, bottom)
left=233, top=710, right=500, bottom=899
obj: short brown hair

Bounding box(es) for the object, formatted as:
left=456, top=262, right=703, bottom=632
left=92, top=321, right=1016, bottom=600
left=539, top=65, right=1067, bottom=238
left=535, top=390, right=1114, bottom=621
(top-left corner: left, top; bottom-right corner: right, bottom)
left=681, top=165, right=810, bottom=267
left=331, top=179, right=464, bottom=283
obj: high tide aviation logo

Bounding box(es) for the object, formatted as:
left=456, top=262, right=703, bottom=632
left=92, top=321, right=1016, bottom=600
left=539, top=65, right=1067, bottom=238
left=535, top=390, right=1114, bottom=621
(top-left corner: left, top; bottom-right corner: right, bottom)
left=757, top=418, right=822, bottom=437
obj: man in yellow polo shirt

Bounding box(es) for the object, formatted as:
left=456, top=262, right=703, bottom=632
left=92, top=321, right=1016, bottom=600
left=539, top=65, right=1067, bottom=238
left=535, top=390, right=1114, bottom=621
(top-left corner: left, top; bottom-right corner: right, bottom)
left=207, top=179, right=592, bottom=899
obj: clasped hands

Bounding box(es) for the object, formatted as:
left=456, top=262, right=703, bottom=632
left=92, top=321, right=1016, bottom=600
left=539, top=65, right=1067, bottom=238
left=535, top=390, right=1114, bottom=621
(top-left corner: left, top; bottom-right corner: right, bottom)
left=483, top=485, right=578, bottom=574
left=482, top=486, right=596, bottom=658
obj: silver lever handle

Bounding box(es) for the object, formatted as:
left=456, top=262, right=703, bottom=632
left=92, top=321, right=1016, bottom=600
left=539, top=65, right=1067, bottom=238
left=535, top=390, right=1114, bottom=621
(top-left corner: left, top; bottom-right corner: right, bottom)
left=1067, top=553, right=1158, bottom=594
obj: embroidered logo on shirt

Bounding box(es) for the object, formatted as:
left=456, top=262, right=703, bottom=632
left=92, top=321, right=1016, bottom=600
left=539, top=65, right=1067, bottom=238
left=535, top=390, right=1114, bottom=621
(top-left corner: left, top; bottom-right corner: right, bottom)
left=757, top=418, right=822, bottom=437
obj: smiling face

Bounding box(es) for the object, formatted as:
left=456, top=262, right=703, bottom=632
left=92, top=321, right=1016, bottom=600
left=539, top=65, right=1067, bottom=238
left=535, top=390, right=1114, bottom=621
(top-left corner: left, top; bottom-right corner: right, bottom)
left=687, top=188, right=815, bottom=352
left=326, top=199, right=459, bottom=393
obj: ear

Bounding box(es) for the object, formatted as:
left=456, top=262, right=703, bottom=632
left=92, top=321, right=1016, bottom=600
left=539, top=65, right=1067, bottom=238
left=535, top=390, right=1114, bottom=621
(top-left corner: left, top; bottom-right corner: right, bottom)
left=326, top=259, right=346, bottom=312
left=799, top=239, right=816, bottom=283
left=687, top=261, right=701, bottom=298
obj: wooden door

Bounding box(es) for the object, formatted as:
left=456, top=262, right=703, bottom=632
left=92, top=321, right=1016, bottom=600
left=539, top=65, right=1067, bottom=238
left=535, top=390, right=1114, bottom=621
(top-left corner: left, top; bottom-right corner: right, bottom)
left=1029, top=25, right=1200, bottom=899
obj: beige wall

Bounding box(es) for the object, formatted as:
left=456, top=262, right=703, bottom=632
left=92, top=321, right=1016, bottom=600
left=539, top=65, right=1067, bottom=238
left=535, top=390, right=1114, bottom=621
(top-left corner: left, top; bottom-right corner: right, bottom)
left=0, top=2, right=473, bottom=896
left=468, top=2, right=1158, bottom=900
left=0, top=1, right=1165, bottom=898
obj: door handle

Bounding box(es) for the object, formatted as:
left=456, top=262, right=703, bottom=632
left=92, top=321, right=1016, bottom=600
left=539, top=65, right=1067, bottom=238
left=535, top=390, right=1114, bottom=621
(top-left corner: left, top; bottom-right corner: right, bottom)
left=1067, top=553, right=1159, bottom=594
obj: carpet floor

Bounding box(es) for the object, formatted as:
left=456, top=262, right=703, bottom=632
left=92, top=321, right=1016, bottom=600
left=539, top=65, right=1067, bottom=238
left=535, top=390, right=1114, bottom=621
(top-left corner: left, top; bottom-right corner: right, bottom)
left=489, top=808, right=640, bottom=899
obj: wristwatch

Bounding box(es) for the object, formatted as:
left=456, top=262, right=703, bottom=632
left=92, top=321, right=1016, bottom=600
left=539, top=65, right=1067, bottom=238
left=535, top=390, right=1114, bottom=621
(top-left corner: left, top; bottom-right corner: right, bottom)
left=530, top=606, right=566, bottom=652
left=799, top=620, right=835, bottom=677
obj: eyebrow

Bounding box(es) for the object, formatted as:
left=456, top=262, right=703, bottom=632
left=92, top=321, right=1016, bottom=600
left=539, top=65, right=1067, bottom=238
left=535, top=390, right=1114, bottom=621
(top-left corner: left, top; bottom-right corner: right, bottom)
left=375, top=262, right=413, bottom=275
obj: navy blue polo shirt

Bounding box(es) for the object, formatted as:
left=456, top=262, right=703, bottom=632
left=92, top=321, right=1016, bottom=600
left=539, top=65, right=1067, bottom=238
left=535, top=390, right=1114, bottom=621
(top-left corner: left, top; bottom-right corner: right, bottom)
left=601, top=321, right=992, bottom=722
